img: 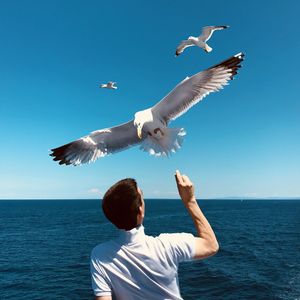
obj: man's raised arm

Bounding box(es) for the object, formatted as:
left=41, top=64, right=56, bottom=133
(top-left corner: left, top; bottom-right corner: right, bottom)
left=175, top=170, right=219, bottom=260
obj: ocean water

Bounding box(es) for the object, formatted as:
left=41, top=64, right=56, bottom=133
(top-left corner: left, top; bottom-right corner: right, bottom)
left=0, top=199, right=299, bottom=300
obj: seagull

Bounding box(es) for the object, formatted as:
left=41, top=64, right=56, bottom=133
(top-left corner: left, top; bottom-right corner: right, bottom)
left=100, top=81, right=117, bottom=89
left=50, top=53, right=244, bottom=166
left=176, top=25, right=229, bottom=56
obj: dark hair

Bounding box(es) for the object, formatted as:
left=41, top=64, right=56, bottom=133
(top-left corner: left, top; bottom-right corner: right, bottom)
left=102, top=178, right=142, bottom=230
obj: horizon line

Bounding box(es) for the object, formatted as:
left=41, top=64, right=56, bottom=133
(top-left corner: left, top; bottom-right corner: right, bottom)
left=0, top=197, right=300, bottom=201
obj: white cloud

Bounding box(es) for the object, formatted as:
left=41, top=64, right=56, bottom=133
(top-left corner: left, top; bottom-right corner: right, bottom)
left=88, top=188, right=102, bottom=194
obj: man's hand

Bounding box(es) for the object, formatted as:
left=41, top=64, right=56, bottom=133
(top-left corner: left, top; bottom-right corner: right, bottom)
left=175, top=170, right=196, bottom=205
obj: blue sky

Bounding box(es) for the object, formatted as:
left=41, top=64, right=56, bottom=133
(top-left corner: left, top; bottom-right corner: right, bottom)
left=0, top=0, right=299, bottom=199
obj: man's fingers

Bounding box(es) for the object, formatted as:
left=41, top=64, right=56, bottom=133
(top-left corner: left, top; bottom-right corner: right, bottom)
left=175, top=170, right=184, bottom=185
left=175, top=170, right=194, bottom=186
left=175, top=170, right=181, bottom=183
left=175, top=170, right=181, bottom=177
left=175, top=171, right=193, bottom=186
left=182, top=175, right=193, bottom=186
left=182, top=175, right=188, bottom=183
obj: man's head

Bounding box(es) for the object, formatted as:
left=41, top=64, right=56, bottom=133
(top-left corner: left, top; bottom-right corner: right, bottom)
left=102, top=178, right=144, bottom=231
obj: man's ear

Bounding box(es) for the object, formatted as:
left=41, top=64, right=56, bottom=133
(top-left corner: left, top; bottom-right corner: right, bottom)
left=138, top=205, right=144, bottom=218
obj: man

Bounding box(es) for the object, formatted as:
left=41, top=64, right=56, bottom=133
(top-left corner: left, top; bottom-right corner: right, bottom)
left=90, top=170, right=219, bottom=299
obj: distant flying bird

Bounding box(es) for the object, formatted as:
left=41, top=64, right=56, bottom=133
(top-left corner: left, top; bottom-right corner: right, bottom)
left=50, top=53, right=244, bottom=166
left=176, top=25, right=229, bottom=56
left=100, top=81, right=117, bottom=89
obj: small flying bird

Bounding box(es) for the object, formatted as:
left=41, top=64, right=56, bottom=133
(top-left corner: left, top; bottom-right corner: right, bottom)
left=50, top=53, right=244, bottom=166
left=100, top=81, right=117, bottom=89
left=176, top=25, right=229, bottom=56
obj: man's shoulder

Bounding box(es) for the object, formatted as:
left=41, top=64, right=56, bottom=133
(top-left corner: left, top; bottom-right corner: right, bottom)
left=146, top=232, right=195, bottom=250
left=156, top=232, right=196, bottom=262
left=157, top=232, right=195, bottom=242
left=91, top=239, right=118, bottom=258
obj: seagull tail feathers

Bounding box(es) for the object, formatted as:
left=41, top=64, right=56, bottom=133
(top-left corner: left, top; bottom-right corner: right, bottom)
left=140, top=128, right=186, bottom=157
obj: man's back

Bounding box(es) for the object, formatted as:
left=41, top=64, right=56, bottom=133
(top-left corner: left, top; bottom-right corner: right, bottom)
left=90, top=225, right=195, bottom=300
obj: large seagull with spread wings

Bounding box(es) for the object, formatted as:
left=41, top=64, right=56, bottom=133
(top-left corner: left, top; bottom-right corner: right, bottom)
left=50, top=53, right=244, bottom=166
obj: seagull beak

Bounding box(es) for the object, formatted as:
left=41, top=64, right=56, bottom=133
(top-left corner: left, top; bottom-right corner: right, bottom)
left=137, top=126, right=143, bottom=139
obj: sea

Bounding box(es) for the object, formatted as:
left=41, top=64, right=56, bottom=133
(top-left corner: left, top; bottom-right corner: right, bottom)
left=0, top=199, right=299, bottom=300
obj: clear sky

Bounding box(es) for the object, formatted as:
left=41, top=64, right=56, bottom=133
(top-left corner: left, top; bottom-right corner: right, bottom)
left=0, top=0, right=299, bottom=199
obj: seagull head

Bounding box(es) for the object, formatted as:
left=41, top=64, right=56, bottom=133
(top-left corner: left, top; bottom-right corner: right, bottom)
left=133, top=119, right=144, bottom=139
left=134, top=109, right=154, bottom=139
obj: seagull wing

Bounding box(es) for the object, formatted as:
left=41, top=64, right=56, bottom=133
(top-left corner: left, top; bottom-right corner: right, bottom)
left=152, top=53, right=244, bottom=124
left=50, top=120, right=142, bottom=166
left=200, top=25, right=228, bottom=42
left=175, top=39, right=194, bottom=56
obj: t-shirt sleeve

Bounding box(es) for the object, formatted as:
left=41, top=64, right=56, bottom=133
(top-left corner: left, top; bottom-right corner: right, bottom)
left=90, top=251, right=112, bottom=297
left=158, top=232, right=196, bottom=264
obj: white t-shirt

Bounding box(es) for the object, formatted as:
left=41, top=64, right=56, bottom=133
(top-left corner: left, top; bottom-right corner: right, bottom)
left=90, top=225, right=195, bottom=299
